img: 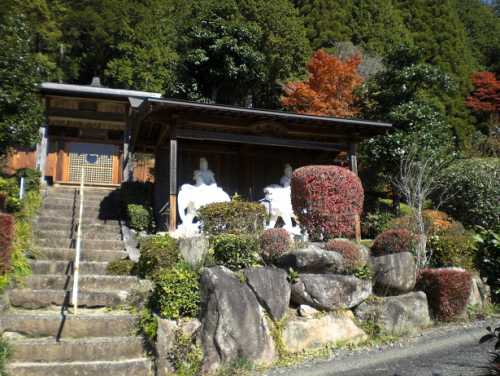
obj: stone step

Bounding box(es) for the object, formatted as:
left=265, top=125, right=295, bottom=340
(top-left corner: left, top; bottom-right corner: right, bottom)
left=37, top=215, right=121, bottom=226
left=36, top=222, right=121, bottom=233
left=9, top=289, right=127, bottom=309
left=29, top=260, right=109, bottom=275
left=7, top=358, right=152, bottom=376
left=39, top=208, right=120, bottom=221
left=22, top=275, right=139, bottom=291
left=46, top=187, right=118, bottom=198
left=44, top=196, right=109, bottom=206
left=36, top=238, right=124, bottom=251
left=37, top=248, right=127, bottom=262
left=35, top=229, right=123, bottom=241
left=9, top=336, right=144, bottom=362
left=1, top=311, right=137, bottom=338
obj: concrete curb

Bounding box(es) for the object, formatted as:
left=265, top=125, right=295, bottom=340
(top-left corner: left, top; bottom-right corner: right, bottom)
left=267, top=320, right=498, bottom=376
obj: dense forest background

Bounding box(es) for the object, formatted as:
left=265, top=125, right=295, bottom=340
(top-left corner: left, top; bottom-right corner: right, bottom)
left=0, top=0, right=499, bottom=160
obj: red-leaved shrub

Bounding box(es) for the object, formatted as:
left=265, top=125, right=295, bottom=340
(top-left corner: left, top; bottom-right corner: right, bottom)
left=416, top=268, right=472, bottom=321
left=260, top=228, right=291, bottom=262
left=371, top=228, right=416, bottom=257
left=0, top=213, right=14, bottom=274
left=324, top=239, right=364, bottom=271
left=291, top=165, right=364, bottom=240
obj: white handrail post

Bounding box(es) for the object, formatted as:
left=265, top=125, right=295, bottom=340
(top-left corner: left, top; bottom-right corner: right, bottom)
left=72, top=166, right=85, bottom=315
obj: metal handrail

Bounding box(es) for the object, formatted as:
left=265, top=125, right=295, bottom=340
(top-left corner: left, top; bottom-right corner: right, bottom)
left=71, top=167, right=85, bottom=315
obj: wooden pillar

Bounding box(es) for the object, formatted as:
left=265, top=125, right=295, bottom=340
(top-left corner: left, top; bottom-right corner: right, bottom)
left=348, top=143, right=358, bottom=175
left=169, top=138, right=178, bottom=232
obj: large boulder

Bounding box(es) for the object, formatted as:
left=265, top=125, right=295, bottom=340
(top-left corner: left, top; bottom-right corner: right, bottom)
left=371, top=252, right=416, bottom=296
left=291, top=274, right=372, bottom=310
left=177, top=235, right=209, bottom=267
left=468, top=275, right=491, bottom=310
left=355, top=292, right=431, bottom=335
left=199, top=266, right=275, bottom=373
left=243, top=267, right=290, bottom=321
left=282, top=311, right=367, bottom=353
left=276, top=243, right=346, bottom=273
left=156, top=317, right=202, bottom=375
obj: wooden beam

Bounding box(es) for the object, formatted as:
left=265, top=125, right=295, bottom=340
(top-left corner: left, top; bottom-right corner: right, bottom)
left=47, top=108, right=126, bottom=122
left=349, top=143, right=358, bottom=175
left=169, top=138, right=178, bottom=232
left=174, top=128, right=347, bottom=152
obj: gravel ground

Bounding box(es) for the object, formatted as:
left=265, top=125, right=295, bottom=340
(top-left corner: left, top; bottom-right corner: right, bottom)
left=266, top=317, right=500, bottom=376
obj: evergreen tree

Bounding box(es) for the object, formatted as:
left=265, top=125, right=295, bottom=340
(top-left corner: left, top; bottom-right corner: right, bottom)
left=0, top=16, right=54, bottom=157
left=294, top=0, right=410, bottom=55
left=177, top=0, right=310, bottom=106
left=455, top=0, right=500, bottom=74
left=104, top=1, right=179, bottom=93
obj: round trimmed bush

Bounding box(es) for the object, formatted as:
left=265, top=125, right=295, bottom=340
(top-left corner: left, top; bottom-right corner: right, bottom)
left=291, top=165, right=364, bottom=240
left=431, top=158, right=499, bottom=231
left=260, top=228, right=291, bottom=262
left=390, top=210, right=465, bottom=237
left=137, top=234, right=179, bottom=279
left=324, top=239, right=364, bottom=271
left=371, top=228, right=416, bottom=257
left=416, top=268, right=472, bottom=321
left=211, top=234, right=260, bottom=271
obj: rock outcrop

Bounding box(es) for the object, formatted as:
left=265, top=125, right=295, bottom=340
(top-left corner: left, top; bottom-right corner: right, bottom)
left=276, top=243, right=346, bottom=273
left=291, top=274, right=372, bottom=310
left=371, top=252, right=416, bottom=295
left=282, top=311, right=367, bottom=353
left=243, top=267, right=290, bottom=321
left=199, top=266, right=275, bottom=373
left=355, top=292, right=431, bottom=335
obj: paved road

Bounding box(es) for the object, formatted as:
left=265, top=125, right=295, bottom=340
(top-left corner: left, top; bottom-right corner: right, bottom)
left=334, top=337, right=492, bottom=376
left=268, top=320, right=498, bottom=376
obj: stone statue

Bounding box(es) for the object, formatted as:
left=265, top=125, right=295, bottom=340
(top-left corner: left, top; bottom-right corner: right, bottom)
left=280, top=163, right=293, bottom=187
left=175, top=157, right=230, bottom=237
left=261, top=163, right=301, bottom=236
left=194, top=157, right=216, bottom=186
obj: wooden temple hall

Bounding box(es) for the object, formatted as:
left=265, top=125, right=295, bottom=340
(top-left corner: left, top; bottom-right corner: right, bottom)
left=33, top=82, right=391, bottom=231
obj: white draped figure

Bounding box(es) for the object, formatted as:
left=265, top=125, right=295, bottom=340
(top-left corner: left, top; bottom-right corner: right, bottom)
left=175, top=158, right=230, bottom=237
left=262, top=164, right=301, bottom=236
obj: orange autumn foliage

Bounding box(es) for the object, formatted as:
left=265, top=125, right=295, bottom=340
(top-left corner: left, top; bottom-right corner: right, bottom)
left=465, top=71, right=500, bottom=114
left=281, top=49, right=363, bottom=117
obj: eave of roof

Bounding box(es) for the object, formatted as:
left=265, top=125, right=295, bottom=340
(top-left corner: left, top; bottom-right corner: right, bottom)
left=40, top=82, right=162, bottom=100
left=145, top=97, right=391, bottom=130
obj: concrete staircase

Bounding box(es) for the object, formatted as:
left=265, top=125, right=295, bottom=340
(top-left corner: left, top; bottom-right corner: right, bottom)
left=1, top=186, right=152, bottom=376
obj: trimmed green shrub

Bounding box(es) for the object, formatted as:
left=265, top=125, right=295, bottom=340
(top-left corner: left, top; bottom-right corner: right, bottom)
left=474, top=227, right=500, bottom=303
left=137, top=234, right=179, bottom=279
left=431, top=158, right=500, bottom=231
left=428, top=232, right=477, bottom=271
left=416, top=268, right=472, bottom=321
left=324, top=239, right=364, bottom=271
left=371, top=228, right=416, bottom=257
left=106, top=259, right=136, bottom=275
left=198, top=199, right=266, bottom=236
left=361, top=211, right=395, bottom=239
left=211, top=234, right=261, bottom=270
left=0, top=177, right=19, bottom=197
left=260, top=228, right=291, bottom=263
left=127, top=204, right=152, bottom=232
left=152, top=263, right=200, bottom=320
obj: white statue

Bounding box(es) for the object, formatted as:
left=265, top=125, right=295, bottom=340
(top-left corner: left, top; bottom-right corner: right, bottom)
left=261, top=163, right=301, bottom=236
left=175, top=158, right=230, bottom=237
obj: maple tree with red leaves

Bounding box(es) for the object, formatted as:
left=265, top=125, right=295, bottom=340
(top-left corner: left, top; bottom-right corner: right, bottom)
left=465, top=71, right=500, bottom=122
left=281, top=49, right=363, bottom=117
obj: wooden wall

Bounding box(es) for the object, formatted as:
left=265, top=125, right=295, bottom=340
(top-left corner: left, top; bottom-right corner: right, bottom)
left=1, top=149, right=37, bottom=175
